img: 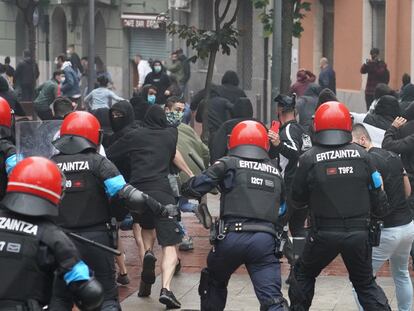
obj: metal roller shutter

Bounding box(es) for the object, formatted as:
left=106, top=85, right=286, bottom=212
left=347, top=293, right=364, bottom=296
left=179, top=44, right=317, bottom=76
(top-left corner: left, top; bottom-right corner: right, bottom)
left=129, top=28, right=168, bottom=61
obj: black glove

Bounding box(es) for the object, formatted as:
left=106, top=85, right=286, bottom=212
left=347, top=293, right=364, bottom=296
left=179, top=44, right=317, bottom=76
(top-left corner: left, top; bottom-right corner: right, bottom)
left=118, top=184, right=147, bottom=214
left=160, top=204, right=179, bottom=218
left=181, top=179, right=202, bottom=199
left=70, top=277, right=104, bottom=311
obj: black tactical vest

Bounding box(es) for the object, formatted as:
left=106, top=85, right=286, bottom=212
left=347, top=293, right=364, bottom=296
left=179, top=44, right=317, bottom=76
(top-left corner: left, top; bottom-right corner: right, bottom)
left=0, top=211, right=53, bottom=305
left=220, top=157, right=283, bottom=224
left=53, top=153, right=110, bottom=229
left=309, top=144, right=372, bottom=221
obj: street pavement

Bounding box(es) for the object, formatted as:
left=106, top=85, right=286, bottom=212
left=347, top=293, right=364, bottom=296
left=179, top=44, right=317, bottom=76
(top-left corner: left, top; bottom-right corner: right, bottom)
left=118, top=194, right=412, bottom=310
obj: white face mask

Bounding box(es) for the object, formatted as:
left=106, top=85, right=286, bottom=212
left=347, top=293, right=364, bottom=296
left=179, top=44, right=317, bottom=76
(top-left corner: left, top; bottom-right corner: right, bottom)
left=61, top=77, right=66, bottom=83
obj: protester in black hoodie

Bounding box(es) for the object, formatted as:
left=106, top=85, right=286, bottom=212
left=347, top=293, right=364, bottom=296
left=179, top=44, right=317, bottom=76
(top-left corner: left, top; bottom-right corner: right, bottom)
left=106, top=105, right=187, bottom=309
left=400, top=84, right=414, bottom=112
left=0, top=76, right=25, bottom=116
left=130, top=85, right=156, bottom=122
left=14, top=50, right=39, bottom=101
left=191, top=70, right=247, bottom=112
left=144, top=60, right=170, bottom=105
left=364, top=95, right=401, bottom=130
left=210, top=97, right=254, bottom=163
left=295, top=83, right=322, bottom=127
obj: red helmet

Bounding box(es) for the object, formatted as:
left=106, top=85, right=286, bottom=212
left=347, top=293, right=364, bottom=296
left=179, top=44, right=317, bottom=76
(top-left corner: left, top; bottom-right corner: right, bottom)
left=313, top=101, right=353, bottom=145
left=228, top=120, right=269, bottom=160
left=0, top=97, right=12, bottom=128
left=3, top=157, right=64, bottom=216
left=53, top=111, right=102, bottom=154
left=0, top=97, right=13, bottom=139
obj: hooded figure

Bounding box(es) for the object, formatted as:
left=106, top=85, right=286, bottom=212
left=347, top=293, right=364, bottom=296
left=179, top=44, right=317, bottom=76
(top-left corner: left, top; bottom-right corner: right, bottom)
left=364, top=95, right=401, bottom=130
left=144, top=104, right=169, bottom=129
left=190, top=70, right=247, bottom=112
left=0, top=76, right=25, bottom=116
left=210, top=97, right=254, bottom=163
left=14, top=50, right=40, bottom=101
left=295, top=83, right=322, bottom=127
left=130, top=85, right=154, bottom=122
left=143, top=60, right=170, bottom=105
left=400, top=84, right=414, bottom=112
left=317, top=88, right=338, bottom=108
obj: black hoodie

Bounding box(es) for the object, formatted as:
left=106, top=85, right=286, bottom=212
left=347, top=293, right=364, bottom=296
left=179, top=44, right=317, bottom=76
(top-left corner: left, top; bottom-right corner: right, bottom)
left=364, top=95, right=401, bottom=130
left=210, top=97, right=254, bottom=163
left=143, top=61, right=171, bottom=105
left=0, top=76, right=25, bottom=116
left=106, top=105, right=177, bottom=193
left=296, top=83, right=322, bottom=127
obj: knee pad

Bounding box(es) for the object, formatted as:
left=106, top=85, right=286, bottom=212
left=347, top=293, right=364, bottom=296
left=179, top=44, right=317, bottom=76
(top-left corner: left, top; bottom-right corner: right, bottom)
left=260, top=297, right=290, bottom=311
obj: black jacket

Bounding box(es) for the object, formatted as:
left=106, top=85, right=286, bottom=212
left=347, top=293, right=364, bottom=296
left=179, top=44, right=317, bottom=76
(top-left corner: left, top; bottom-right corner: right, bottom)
left=364, top=95, right=400, bottom=130
left=382, top=124, right=414, bottom=177
left=0, top=76, right=25, bottom=116
left=269, top=120, right=312, bottom=189
left=15, top=57, right=39, bottom=86
left=296, top=84, right=321, bottom=128
left=210, top=97, right=254, bottom=163
left=106, top=105, right=177, bottom=195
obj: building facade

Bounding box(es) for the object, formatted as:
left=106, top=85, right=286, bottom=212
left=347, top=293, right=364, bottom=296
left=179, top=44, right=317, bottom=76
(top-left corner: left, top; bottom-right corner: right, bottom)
left=298, top=0, right=414, bottom=112
left=0, top=0, right=272, bottom=119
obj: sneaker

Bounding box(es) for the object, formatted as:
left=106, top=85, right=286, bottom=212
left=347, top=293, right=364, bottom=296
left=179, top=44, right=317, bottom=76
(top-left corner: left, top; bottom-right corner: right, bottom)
left=141, top=250, right=157, bottom=284
left=116, top=273, right=130, bottom=285
left=194, top=203, right=212, bottom=229
left=174, top=258, right=181, bottom=275
left=179, top=236, right=194, bottom=251
left=138, top=280, right=152, bottom=297
left=159, top=288, right=181, bottom=309
left=119, top=214, right=133, bottom=231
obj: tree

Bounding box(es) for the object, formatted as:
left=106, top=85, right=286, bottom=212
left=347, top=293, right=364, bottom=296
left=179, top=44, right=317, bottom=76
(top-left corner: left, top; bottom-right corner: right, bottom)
left=251, top=0, right=311, bottom=93
left=164, top=0, right=241, bottom=142
left=15, top=0, right=49, bottom=61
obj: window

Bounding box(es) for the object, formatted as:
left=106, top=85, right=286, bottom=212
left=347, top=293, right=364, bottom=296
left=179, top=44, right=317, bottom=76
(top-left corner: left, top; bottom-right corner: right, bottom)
left=321, top=0, right=334, bottom=64
left=370, top=0, right=386, bottom=56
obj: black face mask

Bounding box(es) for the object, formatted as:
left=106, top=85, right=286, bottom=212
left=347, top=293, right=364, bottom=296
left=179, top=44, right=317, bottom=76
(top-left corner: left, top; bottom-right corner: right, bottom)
left=111, top=116, right=127, bottom=132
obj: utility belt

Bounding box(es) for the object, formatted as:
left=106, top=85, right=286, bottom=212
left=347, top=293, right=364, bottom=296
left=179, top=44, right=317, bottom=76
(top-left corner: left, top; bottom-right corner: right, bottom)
left=210, top=219, right=277, bottom=243
left=313, top=217, right=369, bottom=231
left=313, top=217, right=383, bottom=247
left=0, top=299, right=42, bottom=311
left=66, top=217, right=119, bottom=249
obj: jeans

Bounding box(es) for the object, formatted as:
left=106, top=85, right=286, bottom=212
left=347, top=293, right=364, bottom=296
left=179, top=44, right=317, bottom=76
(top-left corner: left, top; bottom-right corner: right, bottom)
left=178, top=197, right=198, bottom=236
left=354, top=221, right=414, bottom=311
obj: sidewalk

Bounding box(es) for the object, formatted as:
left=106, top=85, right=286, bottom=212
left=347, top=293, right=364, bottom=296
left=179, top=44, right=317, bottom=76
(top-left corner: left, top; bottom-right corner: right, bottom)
left=120, top=274, right=400, bottom=310
left=118, top=194, right=410, bottom=310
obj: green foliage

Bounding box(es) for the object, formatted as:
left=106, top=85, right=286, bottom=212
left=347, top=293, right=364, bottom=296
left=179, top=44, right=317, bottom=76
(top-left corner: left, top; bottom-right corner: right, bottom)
left=165, top=15, right=240, bottom=62
left=250, top=0, right=311, bottom=38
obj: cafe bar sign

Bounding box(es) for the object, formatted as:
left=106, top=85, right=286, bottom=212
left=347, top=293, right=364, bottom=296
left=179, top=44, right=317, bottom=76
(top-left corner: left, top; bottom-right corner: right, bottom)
left=121, top=14, right=163, bottom=29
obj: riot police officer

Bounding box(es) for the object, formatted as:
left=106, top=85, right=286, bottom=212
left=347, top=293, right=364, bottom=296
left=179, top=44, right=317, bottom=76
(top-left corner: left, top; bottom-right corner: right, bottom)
left=182, top=120, right=289, bottom=311
left=0, top=156, right=103, bottom=310
left=0, top=96, right=17, bottom=199
left=288, top=101, right=391, bottom=311
left=48, top=111, right=178, bottom=310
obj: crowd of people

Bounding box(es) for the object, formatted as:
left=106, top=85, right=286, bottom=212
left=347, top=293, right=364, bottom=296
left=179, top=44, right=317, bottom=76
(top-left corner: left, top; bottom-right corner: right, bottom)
left=0, top=43, right=414, bottom=311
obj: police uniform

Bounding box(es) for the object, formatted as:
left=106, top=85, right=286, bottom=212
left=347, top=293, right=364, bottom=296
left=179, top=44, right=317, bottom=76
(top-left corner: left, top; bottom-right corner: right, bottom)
left=0, top=156, right=103, bottom=311
left=0, top=139, right=16, bottom=200
left=49, top=151, right=125, bottom=311
left=182, top=120, right=288, bottom=311
left=0, top=208, right=86, bottom=310
left=49, top=111, right=176, bottom=311
left=288, top=102, right=391, bottom=311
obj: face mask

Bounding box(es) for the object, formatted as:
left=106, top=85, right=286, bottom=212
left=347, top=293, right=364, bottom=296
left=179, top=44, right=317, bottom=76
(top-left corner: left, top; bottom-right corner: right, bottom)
left=166, top=111, right=184, bottom=126
left=154, top=66, right=162, bottom=73
left=61, top=77, right=66, bottom=83
left=147, top=94, right=156, bottom=105
left=111, top=116, right=126, bottom=132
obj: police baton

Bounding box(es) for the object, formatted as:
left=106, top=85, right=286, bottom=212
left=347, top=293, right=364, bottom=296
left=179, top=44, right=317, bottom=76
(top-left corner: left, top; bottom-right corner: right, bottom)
left=188, top=152, right=205, bottom=172
left=67, top=232, right=121, bottom=256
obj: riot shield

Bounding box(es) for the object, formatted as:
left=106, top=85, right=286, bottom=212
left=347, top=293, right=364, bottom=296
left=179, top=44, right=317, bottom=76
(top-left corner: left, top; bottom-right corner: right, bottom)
left=16, top=120, right=63, bottom=159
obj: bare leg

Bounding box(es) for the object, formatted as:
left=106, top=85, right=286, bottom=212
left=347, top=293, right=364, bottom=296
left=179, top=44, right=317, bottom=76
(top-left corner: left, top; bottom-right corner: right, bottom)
left=115, top=234, right=127, bottom=275
left=132, top=223, right=147, bottom=261
left=161, top=245, right=178, bottom=290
